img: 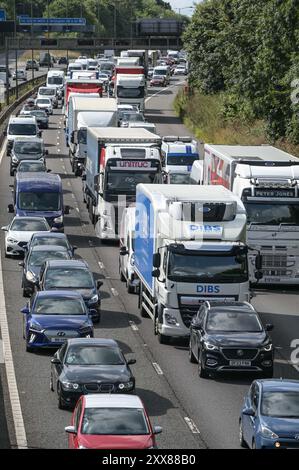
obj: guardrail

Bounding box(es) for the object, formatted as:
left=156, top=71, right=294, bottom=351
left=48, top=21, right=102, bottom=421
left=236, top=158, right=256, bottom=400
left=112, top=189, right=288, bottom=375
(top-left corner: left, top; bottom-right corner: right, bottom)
left=0, top=73, right=47, bottom=147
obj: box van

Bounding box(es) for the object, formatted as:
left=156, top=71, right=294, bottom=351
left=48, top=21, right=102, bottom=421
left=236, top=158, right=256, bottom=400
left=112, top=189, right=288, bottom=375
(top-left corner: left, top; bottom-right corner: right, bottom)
left=6, top=116, right=41, bottom=156
left=119, top=206, right=139, bottom=293
left=8, top=173, right=70, bottom=232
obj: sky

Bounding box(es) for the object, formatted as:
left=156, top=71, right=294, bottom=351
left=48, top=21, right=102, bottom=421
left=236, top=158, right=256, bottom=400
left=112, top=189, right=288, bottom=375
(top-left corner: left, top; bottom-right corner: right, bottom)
left=168, top=1, right=202, bottom=16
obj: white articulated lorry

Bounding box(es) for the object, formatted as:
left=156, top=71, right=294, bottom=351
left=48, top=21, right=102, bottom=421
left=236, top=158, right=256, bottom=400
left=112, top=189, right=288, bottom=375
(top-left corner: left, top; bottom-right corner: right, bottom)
left=115, top=74, right=146, bottom=111
left=67, top=97, right=118, bottom=174
left=134, top=185, right=256, bottom=344
left=84, top=128, right=162, bottom=240
left=198, top=144, right=299, bottom=285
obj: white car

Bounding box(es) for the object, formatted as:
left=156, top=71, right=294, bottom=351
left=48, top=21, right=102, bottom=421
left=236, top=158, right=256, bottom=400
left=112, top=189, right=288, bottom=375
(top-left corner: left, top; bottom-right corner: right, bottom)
left=2, top=216, right=50, bottom=257
left=13, top=69, right=27, bottom=81
left=173, top=65, right=187, bottom=75
left=35, top=98, right=53, bottom=115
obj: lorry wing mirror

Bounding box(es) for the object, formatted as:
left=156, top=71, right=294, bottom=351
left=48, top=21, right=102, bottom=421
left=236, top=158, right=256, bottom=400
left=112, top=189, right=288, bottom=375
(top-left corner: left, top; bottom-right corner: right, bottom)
left=152, top=268, right=160, bottom=278
left=120, top=246, right=129, bottom=256
left=255, top=254, right=263, bottom=270
left=254, top=271, right=263, bottom=281
left=153, top=253, right=161, bottom=268
left=64, top=205, right=70, bottom=215
left=70, top=131, right=74, bottom=144
left=7, top=204, right=14, bottom=213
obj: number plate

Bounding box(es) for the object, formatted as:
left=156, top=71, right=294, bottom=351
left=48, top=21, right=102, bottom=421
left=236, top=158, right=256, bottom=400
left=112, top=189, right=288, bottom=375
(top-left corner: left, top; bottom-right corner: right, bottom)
left=50, top=338, right=66, bottom=343
left=264, top=277, right=281, bottom=283
left=229, top=360, right=251, bottom=367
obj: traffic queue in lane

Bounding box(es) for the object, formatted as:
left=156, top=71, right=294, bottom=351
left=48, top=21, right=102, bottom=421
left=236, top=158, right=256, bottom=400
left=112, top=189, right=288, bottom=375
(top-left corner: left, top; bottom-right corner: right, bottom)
left=1, top=48, right=299, bottom=450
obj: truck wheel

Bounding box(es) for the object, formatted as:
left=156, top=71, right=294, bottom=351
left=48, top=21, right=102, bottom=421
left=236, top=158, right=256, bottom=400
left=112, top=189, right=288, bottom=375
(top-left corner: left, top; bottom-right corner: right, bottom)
left=119, top=263, right=126, bottom=282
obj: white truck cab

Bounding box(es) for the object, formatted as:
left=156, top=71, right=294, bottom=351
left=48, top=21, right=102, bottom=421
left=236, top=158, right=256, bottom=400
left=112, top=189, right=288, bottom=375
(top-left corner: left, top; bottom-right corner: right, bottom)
left=115, top=74, right=146, bottom=111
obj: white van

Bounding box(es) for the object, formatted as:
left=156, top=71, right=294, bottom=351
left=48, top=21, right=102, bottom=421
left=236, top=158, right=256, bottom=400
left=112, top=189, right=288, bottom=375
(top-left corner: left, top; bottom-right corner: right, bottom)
left=153, top=65, right=171, bottom=85
left=46, top=70, right=64, bottom=90
left=119, top=206, right=138, bottom=293
left=6, top=116, right=40, bottom=156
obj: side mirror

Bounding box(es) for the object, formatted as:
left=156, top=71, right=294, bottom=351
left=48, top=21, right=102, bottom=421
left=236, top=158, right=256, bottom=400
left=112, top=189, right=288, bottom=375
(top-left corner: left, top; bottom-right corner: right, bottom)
left=89, top=308, right=98, bottom=317
left=38, top=131, right=42, bottom=137
left=18, top=261, right=25, bottom=267
left=242, top=407, right=255, bottom=417
left=153, top=426, right=163, bottom=435
left=127, top=358, right=136, bottom=365
left=45, top=150, right=49, bottom=155
left=97, top=280, right=103, bottom=289
left=119, top=246, right=129, bottom=256
left=47, top=169, right=52, bottom=172
left=82, top=174, right=86, bottom=181
left=65, top=426, right=77, bottom=435
left=1, top=226, right=8, bottom=231
left=152, top=268, right=160, bottom=278
left=191, top=321, right=202, bottom=330
left=152, top=253, right=161, bottom=268
left=266, top=323, right=274, bottom=331
left=255, top=254, right=263, bottom=270
left=20, top=307, right=29, bottom=314
left=70, top=132, right=74, bottom=144
left=64, top=205, right=70, bottom=215
left=254, top=270, right=263, bottom=281
left=72, top=245, right=78, bottom=251
left=7, top=204, right=14, bottom=213
left=51, top=358, right=61, bottom=365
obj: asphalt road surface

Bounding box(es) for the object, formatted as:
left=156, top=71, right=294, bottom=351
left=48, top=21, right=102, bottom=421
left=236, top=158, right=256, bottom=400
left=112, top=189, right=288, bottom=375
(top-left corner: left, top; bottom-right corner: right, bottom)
left=0, top=76, right=298, bottom=449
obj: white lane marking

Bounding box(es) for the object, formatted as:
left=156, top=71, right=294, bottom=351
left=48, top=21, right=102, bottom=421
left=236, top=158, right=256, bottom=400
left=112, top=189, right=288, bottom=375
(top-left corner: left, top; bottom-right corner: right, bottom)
left=184, top=417, right=200, bottom=434
left=145, top=80, right=186, bottom=104
left=111, top=288, right=119, bottom=297
left=67, top=182, right=71, bottom=187
left=75, top=207, right=79, bottom=212
left=0, top=340, right=4, bottom=363
left=152, top=362, right=163, bottom=375
left=62, top=165, right=65, bottom=170
left=129, top=321, right=139, bottom=332
left=57, top=149, right=61, bottom=152
left=60, top=158, right=63, bottom=162
left=98, top=261, right=105, bottom=270
left=0, top=140, right=28, bottom=448
left=71, top=194, right=75, bottom=199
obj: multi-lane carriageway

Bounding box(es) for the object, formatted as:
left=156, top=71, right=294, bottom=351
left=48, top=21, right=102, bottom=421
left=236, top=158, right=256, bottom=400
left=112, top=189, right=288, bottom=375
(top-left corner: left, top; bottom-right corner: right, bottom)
left=0, top=77, right=299, bottom=449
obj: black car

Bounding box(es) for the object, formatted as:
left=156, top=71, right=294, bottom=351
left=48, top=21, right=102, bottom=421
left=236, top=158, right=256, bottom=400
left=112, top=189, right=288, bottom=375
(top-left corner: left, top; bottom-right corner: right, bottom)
left=58, top=56, right=68, bottom=65
left=25, top=232, right=77, bottom=258
left=20, top=245, right=72, bottom=297
left=36, top=260, right=102, bottom=323
left=50, top=338, right=136, bottom=409
left=28, top=110, right=49, bottom=129
left=189, top=301, right=274, bottom=378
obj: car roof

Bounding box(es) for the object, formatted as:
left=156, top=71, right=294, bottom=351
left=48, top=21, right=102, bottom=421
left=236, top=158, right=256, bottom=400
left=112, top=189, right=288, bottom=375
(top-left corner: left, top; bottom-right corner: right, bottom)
left=11, top=216, right=47, bottom=222
left=13, top=136, right=43, bottom=143
left=84, top=394, right=144, bottom=409
left=16, top=172, right=61, bottom=191
left=9, top=116, right=36, bottom=124
left=35, top=290, right=84, bottom=299
left=205, top=301, right=256, bottom=312
left=45, top=259, right=88, bottom=268
left=29, top=244, right=68, bottom=252
left=259, top=379, right=299, bottom=393
left=67, top=338, right=119, bottom=348
left=31, top=232, right=68, bottom=240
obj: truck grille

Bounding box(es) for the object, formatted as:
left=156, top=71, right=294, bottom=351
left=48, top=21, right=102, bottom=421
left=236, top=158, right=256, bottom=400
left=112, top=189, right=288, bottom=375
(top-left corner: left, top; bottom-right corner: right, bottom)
left=179, top=295, right=238, bottom=329
left=262, top=255, right=287, bottom=268
left=222, top=348, right=258, bottom=360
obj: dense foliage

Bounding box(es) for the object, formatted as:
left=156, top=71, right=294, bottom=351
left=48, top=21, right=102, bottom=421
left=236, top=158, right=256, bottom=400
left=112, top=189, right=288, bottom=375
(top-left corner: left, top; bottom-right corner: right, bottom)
left=183, top=0, right=299, bottom=143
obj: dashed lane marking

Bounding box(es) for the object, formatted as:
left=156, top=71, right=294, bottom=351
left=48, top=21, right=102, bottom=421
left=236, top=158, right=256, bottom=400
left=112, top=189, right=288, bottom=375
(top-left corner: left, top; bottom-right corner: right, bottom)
left=152, top=362, right=163, bottom=375
left=0, top=140, right=28, bottom=448
left=184, top=417, right=200, bottom=434
left=98, top=261, right=105, bottom=270
left=129, top=321, right=139, bottom=332
left=0, top=340, right=4, bottom=363
left=111, top=288, right=119, bottom=297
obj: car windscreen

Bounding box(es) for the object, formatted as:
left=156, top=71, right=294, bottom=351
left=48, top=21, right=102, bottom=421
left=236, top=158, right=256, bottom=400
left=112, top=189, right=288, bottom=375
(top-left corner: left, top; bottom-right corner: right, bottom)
left=206, top=310, right=263, bottom=333
left=14, top=141, right=42, bottom=154
left=18, top=192, right=60, bottom=211
left=44, top=268, right=94, bottom=289
left=106, top=171, right=160, bottom=193
left=121, top=113, right=144, bottom=122
left=8, top=124, right=37, bottom=136
left=28, top=250, right=69, bottom=267
left=33, top=298, right=86, bottom=315
left=66, top=346, right=124, bottom=365
left=30, top=111, right=47, bottom=117
left=81, top=408, right=149, bottom=435
left=31, top=236, right=68, bottom=249
left=10, top=219, right=48, bottom=231
left=261, top=391, right=299, bottom=418
left=18, top=162, right=46, bottom=172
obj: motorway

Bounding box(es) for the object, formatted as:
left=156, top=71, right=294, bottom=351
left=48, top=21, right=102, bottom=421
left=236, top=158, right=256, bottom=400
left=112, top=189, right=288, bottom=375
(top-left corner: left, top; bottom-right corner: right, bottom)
left=0, top=76, right=299, bottom=449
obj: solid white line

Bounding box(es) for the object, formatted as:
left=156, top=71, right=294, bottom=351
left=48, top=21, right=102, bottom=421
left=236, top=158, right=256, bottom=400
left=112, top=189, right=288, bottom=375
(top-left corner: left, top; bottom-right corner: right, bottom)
left=152, top=362, right=163, bottom=375
left=75, top=207, right=79, bottom=212
left=0, top=339, right=4, bottom=363
left=145, top=80, right=186, bottom=104
left=0, top=139, right=28, bottom=448
left=184, top=417, right=200, bottom=434
left=111, top=288, right=119, bottom=297
left=71, top=194, right=75, bottom=199
left=129, top=321, right=139, bottom=332
left=98, top=261, right=105, bottom=270
left=67, top=181, right=71, bottom=186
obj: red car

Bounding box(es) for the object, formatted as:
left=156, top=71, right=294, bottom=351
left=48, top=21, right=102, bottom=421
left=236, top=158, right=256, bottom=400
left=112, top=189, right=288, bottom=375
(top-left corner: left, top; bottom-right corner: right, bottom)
left=150, top=75, right=166, bottom=87
left=65, top=394, right=162, bottom=449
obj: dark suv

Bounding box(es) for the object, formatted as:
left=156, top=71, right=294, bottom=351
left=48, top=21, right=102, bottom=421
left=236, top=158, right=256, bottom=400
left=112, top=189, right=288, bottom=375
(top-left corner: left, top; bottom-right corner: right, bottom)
left=189, top=301, right=274, bottom=378
left=36, top=260, right=102, bottom=323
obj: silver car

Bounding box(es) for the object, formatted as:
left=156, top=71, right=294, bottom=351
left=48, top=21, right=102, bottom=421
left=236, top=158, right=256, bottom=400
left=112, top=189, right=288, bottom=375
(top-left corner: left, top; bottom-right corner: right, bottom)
left=1, top=217, right=50, bottom=257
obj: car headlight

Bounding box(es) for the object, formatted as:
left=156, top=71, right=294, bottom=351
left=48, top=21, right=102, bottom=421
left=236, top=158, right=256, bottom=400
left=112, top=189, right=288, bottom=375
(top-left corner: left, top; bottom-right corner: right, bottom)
left=203, top=341, right=219, bottom=351
left=29, top=321, right=44, bottom=332
left=61, top=381, right=80, bottom=391
left=26, top=271, right=37, bottom=282
left=7, top=237, right=18, bottom=243
left=263, top=343, right=273, bottom=351
left=260, top=424, right=278, bottom=439
left=79, top=445, right=88, bottom=449
left=164, top=313, right=178, bottom=325
left=130, top=254, right=135, bottom=266
left=89, top=294, right=98, bottom=304
left=12, top=155, right=18, bottom=163
left=53, top=215, right=63, bottom=224
left=118, top=381, right=134, bottom=391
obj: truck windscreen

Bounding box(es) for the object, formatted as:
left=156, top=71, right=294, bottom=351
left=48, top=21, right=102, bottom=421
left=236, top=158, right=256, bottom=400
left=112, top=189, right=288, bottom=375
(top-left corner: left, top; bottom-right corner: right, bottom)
left=167, top=154, right=199, bottom=166
left=117, top=86, right=145, bottom=98
left=168, top=252, right=248, bottom=283
left=106, top=171, right=160, bottom=193
left=18, top=192, right=60, bottom=211
left=245, top=202, right=299, bottom=225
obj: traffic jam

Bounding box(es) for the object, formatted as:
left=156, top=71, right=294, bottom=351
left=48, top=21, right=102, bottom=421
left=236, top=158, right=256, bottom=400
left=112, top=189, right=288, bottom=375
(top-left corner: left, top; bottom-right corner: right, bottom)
left=1, top=49, right=299, bottom=450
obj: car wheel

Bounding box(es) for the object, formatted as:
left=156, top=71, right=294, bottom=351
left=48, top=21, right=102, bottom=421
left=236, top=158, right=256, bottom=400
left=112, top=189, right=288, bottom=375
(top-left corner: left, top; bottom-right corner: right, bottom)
left=57, top=384, right=67, bottom=410
left=10, top=168, right=14, bottom=177
left=26, top=342, right=33, bottom=353
left=155, top=316, right=170, bottom=344
left=5, top=251, right=10, bottom=258
left=239, top=420, right=247, bottom=448
left=120, top=267, right=126, bottom=282
left=50, top=373, right=54, bottom=392
left=252, top=439, right=256, bottom=449
left=188, top=340, right=197, bottom=363
left=198, top=350, right=208, bottom=378
left=23, top=288, right=30, bottom=298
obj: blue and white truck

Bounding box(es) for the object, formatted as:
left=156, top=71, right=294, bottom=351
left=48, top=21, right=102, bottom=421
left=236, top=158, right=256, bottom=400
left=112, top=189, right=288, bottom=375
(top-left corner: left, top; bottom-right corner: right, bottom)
left=134, top=184, right=256, bottom=344
left=161, top=136, right=200, bottom=184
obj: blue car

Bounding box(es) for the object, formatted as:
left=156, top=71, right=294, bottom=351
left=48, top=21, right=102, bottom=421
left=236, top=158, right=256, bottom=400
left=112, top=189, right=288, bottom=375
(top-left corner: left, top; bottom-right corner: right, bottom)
left=239, top=379, right=299, bottom=449
left=21, top=290, right=95, bottom=352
